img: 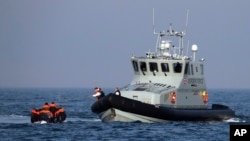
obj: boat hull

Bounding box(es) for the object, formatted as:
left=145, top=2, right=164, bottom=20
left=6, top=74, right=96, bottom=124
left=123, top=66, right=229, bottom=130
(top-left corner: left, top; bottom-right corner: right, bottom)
left=31, top=109, right=67, bottom=123
left=91, top=94, right=235, bottom=122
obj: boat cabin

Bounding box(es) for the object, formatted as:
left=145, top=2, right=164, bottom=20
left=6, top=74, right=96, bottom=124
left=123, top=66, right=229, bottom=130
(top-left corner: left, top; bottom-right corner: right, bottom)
left=130, top=54, right=206, bottom=89
left=120, top=24, right=208, bottom=108
left=131, top=58, right=204, bottom=77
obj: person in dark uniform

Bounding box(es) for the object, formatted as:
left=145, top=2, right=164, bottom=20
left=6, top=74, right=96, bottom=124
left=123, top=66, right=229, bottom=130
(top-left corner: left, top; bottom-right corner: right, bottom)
left=114, top=87, right=121, bottom=96
left=99, top=87, right=105, bottom=98
left=92, top=87, right=105, bottom=100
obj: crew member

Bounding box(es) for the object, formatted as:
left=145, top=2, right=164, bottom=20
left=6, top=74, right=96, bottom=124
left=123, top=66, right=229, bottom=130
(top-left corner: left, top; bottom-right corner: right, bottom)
left=99, top=87, right=105, bottom=98
left=114, top=87, right=121, bottom=96
left=92, top=87, right=105, bottom=100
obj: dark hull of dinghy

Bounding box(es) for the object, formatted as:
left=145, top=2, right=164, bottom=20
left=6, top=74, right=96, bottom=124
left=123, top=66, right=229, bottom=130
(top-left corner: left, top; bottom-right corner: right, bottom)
left=31, top=111, right=66, bottom=123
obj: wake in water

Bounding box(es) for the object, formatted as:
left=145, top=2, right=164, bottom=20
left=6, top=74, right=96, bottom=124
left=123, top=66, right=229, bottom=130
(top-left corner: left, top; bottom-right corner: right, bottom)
left=224, top=114, right=250, bottom=123
left=2, top=114, right=248, bottom=124
left=225, top=118, right=245, bottom=123
left=0, top=114, right=101, bottom=124
left=0, top=114, right=30, bottom=124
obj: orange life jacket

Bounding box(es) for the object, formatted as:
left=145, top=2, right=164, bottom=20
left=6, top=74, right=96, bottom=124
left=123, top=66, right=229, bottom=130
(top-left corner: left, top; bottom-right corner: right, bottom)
left=32, top=109, right=40, bottom=115
left=55, top=108, right=65, bottom=117
left=39, top=109, right=53, bottom=117
left=49, top=103, right=57, bottom=108
left=42, top=104, right=50, bottom=110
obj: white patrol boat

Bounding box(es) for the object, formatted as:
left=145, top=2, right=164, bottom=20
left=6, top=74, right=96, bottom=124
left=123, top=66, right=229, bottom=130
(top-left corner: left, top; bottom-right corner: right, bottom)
left=91, top=11, right=235, bottom=122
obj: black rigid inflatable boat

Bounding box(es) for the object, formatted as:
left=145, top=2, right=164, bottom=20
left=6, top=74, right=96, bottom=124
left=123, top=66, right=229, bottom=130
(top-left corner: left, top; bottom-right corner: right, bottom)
left=91, top=94, right=235, bottom=121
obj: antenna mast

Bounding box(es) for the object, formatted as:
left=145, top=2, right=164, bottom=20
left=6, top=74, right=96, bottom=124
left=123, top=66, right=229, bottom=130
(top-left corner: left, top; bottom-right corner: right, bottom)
left=153, top=8, right=160, bottom=53
left=152, top=9, right=191, bottom=59
left=182, top=9, right=189, bottom=55
left=153, top=8, right=155, bottom=34
left=185, top=9, right=189, bottom=34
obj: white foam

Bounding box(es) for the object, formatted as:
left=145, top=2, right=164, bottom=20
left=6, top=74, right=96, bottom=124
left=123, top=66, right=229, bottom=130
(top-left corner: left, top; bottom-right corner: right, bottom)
left=224, top=117, right=245, bottom=123
left=40, top=120, right=47, bottom=124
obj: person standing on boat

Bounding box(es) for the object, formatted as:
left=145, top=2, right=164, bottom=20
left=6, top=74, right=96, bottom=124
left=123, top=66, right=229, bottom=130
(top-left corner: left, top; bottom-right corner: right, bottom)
left=114, top=87, right=121, bottom=96
left=92, top=87, right=105, bottom=100
left=92, top=87, right=101, bottom=99
left=99, top=88, right=105, bottom=98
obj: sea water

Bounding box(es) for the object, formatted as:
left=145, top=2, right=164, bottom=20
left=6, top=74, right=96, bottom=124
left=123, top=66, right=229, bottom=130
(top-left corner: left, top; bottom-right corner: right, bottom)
left=0, top=88, right=249, bottom=141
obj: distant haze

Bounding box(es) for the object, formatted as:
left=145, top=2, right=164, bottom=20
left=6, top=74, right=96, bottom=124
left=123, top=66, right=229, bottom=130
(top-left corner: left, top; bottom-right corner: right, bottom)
left=0, top=1, right=250, bottom=89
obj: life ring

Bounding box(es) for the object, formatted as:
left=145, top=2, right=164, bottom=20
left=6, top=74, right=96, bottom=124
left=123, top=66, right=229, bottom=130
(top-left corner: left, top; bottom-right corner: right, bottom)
left=169, top=92, right=176, bottom=104
left=202, top=91, right=208, bottom=103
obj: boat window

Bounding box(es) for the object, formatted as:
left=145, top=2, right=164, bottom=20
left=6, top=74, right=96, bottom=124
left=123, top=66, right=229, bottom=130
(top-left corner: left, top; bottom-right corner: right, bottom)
left=149, top=62, right=158, bottom=72
left=140, top=62, right=147, bottom=72
left=173, top=62, right=182, bottom=73
left=132, top=60, right=139, bottom=72
left=184, top=63, right=190, bottom=75
left=200, top=64, right=204, bottom=75
left=161, top=63, right=169, bottom=72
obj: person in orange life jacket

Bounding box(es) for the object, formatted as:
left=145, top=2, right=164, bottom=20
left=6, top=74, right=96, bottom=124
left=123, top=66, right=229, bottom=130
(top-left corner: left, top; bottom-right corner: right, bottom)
left=114, top=87, right=121, bottom=96
left=49, top=102, right=57, bottom=108
left=31, top=108, right=40, bottom=122
left=49, top=102, right=58, bottom=117
left=55, top=107, right=65, bottom=117
left=40, top=102, right=53, bottom=118
left=42, top=102, right=50, bottom=110
left=31, top=108, right=40, bottom=115
left=92, top=87, right=105, bottom=100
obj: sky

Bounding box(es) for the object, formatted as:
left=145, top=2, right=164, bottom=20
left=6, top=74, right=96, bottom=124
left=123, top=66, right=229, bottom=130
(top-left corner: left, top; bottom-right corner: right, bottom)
left=0, top=0, right=250, bottom=89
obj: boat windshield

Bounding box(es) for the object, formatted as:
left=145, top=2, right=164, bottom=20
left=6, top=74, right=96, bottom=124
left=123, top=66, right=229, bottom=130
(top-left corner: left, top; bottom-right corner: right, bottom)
left=149, top=62, right=158, bottom=72
left=161, top=63, right=169, bottom=72
left=173, top=62, right=182, bottom=73
left=132, top=60, right=139, bottom=72
left=140, top=62, right=147, bottom=72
